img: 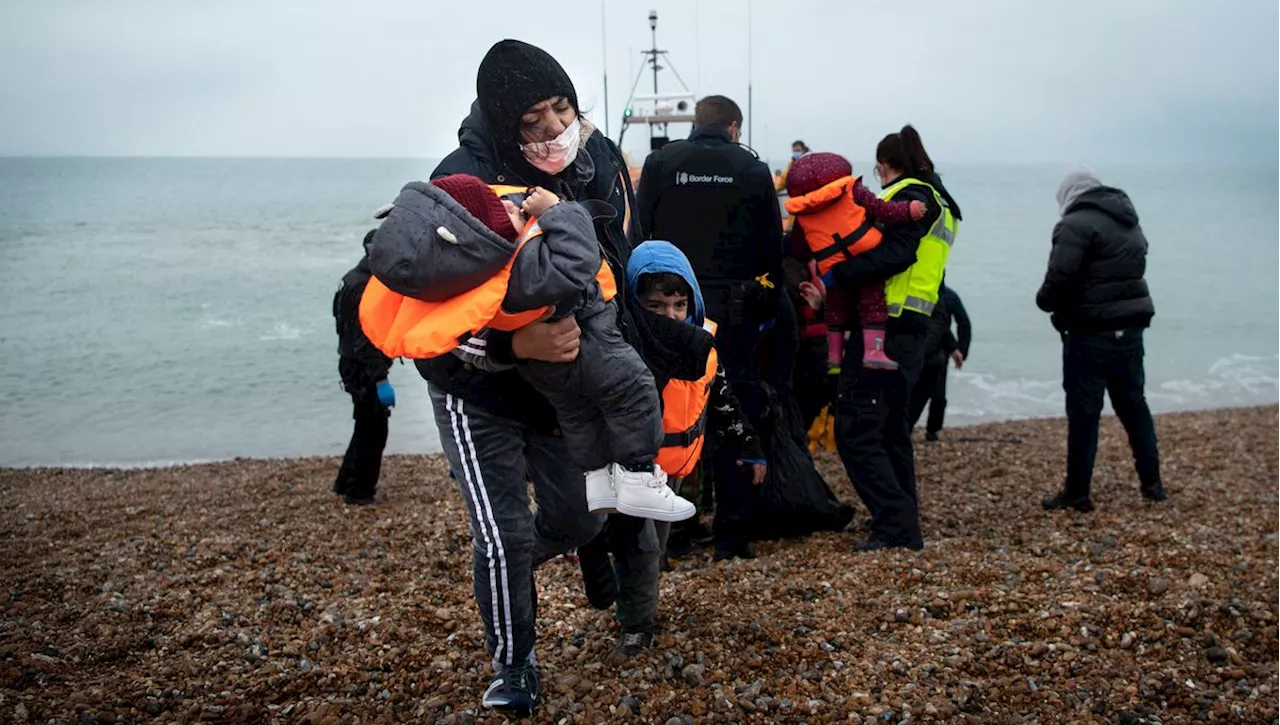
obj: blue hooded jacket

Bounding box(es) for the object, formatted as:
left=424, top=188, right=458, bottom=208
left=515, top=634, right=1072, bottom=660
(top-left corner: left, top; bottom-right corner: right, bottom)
left=625, top=241, right=707, bottom=327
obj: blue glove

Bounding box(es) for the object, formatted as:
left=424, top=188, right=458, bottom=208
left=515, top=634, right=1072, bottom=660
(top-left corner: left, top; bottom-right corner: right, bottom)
left=376, top=380, right=396, bottom=408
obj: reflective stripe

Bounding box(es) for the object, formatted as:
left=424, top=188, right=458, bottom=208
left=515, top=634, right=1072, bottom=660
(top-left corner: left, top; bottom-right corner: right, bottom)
left=662, top=412, right=707, bottom=449
left=930, top=212, right=955, bottom=244
left=446, top=394, right=515, bottom=668
left=886, top=295, right=936, bottom=317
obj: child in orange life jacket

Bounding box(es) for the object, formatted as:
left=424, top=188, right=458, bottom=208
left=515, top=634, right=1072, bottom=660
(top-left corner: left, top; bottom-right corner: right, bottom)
left=570, top=240, right=767, bottom=646
left=784, top=152, right=926, bottom=372
left=423, top=174, right=696, bottom=523
left=624, top=241, right=768, bottom=562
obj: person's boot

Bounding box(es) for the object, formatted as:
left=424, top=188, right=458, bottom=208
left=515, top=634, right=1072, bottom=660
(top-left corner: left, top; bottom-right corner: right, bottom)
left=612, top=464, right=696, bottom=522
left=481, top=661, right=540, bottom=716
left=924, top=430, right=940, bottom=443
left=861, top=326, right=898, bottom=370
left=1041, top=489, right=1095, bottom=513
left=827, top=329, right=845, bottom=373
left=1140, top=480, right=1169, bottom=502
left=608, top=628, right=654, bottom=663
left=585, top=467, right=618, bottom=514
left=685, top=519, right=715, bottom=546
left=712, top=540, right=737, bottom=562
left=713, top=531, right=755, bottom=561
left=576, top=537, right=617, bottom=610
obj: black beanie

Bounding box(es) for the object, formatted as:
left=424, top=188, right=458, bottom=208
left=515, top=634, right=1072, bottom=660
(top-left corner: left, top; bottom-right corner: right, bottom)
left=476, top=40, right=579, bottom=160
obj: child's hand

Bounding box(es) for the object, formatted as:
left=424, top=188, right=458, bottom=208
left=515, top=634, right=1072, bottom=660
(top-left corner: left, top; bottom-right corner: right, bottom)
left=521, top=186, right=560, bottom=217
left=909, top=200, right=927, bottom=221
left=738, top=459, right=768, bottom=485
left=798, top=280, right=825, bottom=310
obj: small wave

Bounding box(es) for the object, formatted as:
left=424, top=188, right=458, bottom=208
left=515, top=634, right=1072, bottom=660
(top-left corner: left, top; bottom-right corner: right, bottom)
left=1160, top=353, right=1279, bottom=400
left=259, top=322, right=303, bottom=341
left=200, top=318, right=242, bottom=329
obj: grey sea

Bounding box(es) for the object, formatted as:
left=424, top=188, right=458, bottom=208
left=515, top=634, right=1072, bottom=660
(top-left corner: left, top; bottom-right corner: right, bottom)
left=1, top=157, right=1276, bottom=467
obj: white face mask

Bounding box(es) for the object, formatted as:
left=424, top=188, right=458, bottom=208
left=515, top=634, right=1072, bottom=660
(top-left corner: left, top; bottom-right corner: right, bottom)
left=520, top=118, right=581, bottom=175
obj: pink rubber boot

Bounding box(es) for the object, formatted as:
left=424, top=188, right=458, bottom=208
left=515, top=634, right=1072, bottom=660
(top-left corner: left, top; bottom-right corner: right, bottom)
left=861, top=326, right=898, bottom=370
left=827, top=329, right=844, bottom=373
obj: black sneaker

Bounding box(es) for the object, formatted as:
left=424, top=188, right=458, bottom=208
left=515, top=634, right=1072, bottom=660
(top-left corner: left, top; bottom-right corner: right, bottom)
left=332, top=478, right=349, bottom=495
left=481, top=661, right=539, bottom=716
left=1140, top=481, right=1169, bottom=502
left=609, top=629, right=653, bottom=662
left=343, top=492, right=377, bottom=506
left=924, top=431, right=940, bottom=443
left=577, top=540, right=617, bottom=610
left=1042, top=490, right=1095, bottom=512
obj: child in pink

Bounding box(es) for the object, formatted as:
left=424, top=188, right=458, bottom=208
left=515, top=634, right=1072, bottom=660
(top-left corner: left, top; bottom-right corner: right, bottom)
left=785, top=152, right=926, bottom=372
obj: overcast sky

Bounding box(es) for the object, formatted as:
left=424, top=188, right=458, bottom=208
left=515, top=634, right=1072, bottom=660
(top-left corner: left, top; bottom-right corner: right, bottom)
left=1, top=0, right=1276, bottom=165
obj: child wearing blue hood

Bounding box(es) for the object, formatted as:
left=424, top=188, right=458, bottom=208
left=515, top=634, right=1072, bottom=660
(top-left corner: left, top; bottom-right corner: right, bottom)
left=575, top=240, right=767, bottom=659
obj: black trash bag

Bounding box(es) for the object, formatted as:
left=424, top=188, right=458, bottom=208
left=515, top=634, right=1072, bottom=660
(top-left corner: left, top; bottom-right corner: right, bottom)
left=749, top=383, right=854, bottom=540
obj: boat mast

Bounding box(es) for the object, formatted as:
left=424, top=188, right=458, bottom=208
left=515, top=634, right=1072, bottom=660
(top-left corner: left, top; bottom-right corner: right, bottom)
left=647, top=9, right=663, bottom=145
left=617, top=9, right=695, bottom=150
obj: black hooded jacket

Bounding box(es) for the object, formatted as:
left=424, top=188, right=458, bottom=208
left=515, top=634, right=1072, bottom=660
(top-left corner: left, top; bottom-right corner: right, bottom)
left=417, top=103, right=639, bottom=431
left=334, top=254, right=393, bottom=391
left=1036, top=186, right=1155, bottom=333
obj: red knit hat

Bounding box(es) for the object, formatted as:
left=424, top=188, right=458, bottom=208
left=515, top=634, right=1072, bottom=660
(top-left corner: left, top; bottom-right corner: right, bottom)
left=785, top=152, right=854, bottom=198
left=431, top=174, right=519, bottom=241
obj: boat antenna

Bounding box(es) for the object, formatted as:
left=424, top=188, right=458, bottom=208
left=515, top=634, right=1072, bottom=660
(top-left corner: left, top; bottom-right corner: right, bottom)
left=601, top=0, right=610, bottom=137
left=746, top=0, right=753, bottom=148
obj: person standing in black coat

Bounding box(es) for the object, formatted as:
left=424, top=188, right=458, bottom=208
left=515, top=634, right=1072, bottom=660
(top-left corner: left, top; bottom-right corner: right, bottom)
left=634, top=95, right=785, bottom=411
left=910, top=284, right=970, bottom=441
left=332, top=231, right=395, bottom=506
left=1037, top=166, right=1167, bottom=512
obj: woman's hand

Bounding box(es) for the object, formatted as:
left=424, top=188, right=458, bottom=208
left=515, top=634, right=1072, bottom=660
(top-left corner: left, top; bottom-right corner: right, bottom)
left=909, top=200, right=927, bottom=221
left=521, top=187, right=561, bottom=218
left=511, top=317, right=580, bottom=362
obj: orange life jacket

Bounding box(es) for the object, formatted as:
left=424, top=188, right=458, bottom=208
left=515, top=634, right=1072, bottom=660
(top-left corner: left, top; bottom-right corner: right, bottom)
left=359, top=188, right=616, bottom=359
left=783, top=175, right=883, bottom=277
left=656, top=318, right=719, bottom=478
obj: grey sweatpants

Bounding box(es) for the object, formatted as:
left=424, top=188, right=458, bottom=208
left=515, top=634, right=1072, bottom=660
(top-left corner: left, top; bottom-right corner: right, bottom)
left=430, top=386, right=606, bottom=669
left=519, top=298, right=662, bottom=471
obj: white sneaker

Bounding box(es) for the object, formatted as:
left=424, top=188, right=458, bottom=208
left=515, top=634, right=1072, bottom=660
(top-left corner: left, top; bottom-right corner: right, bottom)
left=611, top=464, right=696, bottom=522
left=585, top=467, right=618, bottom=513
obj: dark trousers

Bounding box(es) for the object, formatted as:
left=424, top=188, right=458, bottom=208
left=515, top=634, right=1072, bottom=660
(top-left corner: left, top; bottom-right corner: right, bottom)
left=793, top=336, right=834, bottom=431
left=834, top=319, right=927, bottom=549
left=430, top=387, right=604, bottom=669
left=908, top=360, right=948, bottom=435
left=334, top=386, right=390, bottom=498
left=576, top=513, right=663, bottom=633
left=711, top=444, right=755, bottom=546
left=1062, top=330, right=1162, bottom=497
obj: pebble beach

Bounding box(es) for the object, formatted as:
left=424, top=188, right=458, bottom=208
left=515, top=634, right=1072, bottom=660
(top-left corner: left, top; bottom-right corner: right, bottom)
left=1, top=406, right=1276, bottom=724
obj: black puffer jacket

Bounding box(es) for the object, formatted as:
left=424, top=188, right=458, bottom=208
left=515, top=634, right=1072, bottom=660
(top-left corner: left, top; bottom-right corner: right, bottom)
left=1036, top=186, right=1155, bottom=333
left=414, top=103, right=638, bottom=431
